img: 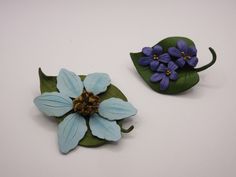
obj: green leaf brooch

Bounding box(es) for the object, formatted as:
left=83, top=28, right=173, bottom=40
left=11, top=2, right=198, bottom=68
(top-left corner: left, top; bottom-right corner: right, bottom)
left=130, top=36, right=217, bottom=94
left=34, top=68, right=137, bottom=154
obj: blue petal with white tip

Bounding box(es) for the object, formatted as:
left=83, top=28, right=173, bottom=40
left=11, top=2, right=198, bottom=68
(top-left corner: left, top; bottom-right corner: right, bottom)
left=34, top=92, right=73, bottom=117
left=89, top=114, right=121, bottom=141
left=83, top=73, right=111, bottom=95
left=57, top=68, right=84, bottom=98
left=98, top=98, right=137, bottom=120
left=58, top=113, right=87, bottom=154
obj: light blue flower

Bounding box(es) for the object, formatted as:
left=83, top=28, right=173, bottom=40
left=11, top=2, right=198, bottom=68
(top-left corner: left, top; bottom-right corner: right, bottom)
left=34, top=69, right=137, bottom=154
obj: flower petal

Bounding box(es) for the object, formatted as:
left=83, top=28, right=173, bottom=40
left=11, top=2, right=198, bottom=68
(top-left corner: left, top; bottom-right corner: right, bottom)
left=168, top=47, right=181, bottom=58
left=98, top=98, right=137, bottom=120
left=34, top=92, right=73, bottom=117
left=150, top=60, right=160, bottom=71
left=139, top=57, right=152, bottom=66
left=142, top=47, right=153, bottom=56
left=159, top=53, right=171, bottom=63
left=58, top=113, right=87, bottom=154
left=157, top=64, right=167, bottom=73
left=169, top=71, right=178, bottom=80
left=168, top=61, right=178, bottom=71
left=89, top=114, right=121, bottom=141
left=160, top=76, right=169, bottom=90
left=150, top=73, right=165, bottom=82
left=187, top=57, right=198, bottom=67
left=187, top=46, right=197, bottom=57
left=153, top=45, right=163, bottom=55
left=83, top=73, right=111, bottom=95
left=177, top=40, right=188, bottom=53
left=176, top=57, right=185, bottom=68
left=57, top=68, right=83, bottom=98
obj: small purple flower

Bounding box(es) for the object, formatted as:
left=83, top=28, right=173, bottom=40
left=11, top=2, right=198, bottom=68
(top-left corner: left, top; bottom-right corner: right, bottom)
left=150, top=61, right=178, bottom=90
left=168, top=40, right=198, bottom=68
left=139, top=45, right=171, bottom=71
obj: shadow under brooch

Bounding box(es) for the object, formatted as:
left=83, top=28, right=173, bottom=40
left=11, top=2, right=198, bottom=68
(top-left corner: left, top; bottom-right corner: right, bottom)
left=130, top=37, right=217, bottom=94
left=34, top=68, right=137, bottom=154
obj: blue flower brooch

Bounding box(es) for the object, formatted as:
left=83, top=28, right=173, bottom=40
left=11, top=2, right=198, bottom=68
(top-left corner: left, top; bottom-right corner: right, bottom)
left=130, top=37, right=217, bottom=94
left=34, top=68, right=137, bottom=154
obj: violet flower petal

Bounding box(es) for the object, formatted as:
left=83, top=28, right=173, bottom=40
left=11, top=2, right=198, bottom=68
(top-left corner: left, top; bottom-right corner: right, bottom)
left=153, top=45, right=163, bottom=56
left=159, top=53, right=171, bottom=63
left=169, top=71, right=178, bottom=80
left=142, top=47, right=153, bottom=56
left=150, top=60, right=160, bottom=71
left=168, top=61, right=178, bottom=71
left=139, top=57, right=152, bottom=66
left=157, top=64, right=167, bottom=73
left=168, top=47, right=182, bottom=58
left=160, top=76, right=169, bottom=90
left=177, top=40, right=188, bottom=53
left=176, top=57, right=186, bottom=68
left=187, top=46, right=197, bottom=57
left=150, top=73, right=165, bottom=82
left=187, top=57, right=198, bottom=67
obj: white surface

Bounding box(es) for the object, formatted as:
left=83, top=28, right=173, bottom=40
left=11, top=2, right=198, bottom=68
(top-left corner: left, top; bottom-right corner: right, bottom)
left=0, top=0, right=236, bottom=177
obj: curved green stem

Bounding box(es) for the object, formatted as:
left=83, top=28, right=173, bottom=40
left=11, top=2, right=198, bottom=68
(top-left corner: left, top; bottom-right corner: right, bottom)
left=195, top=47, right=217, bottom=72
left=121, top=125, right=134, bottom=133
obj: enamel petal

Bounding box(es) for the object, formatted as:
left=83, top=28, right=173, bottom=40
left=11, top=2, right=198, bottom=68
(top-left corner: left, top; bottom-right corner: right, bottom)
left=83, top=73, right=111, bottom=95
left=98, top=98, right=137, bottom=120
left=58, top=113, right=87, bottom=154
left=57, top=68, right=84, bottom=98
left=89, top=114, right=121, bottom=141
left=34, top=92, right=72, bottom=117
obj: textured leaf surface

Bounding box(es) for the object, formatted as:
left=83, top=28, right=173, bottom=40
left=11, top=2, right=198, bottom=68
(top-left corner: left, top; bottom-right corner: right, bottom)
left=130, top=37, right=200, bottom=94
left=38, top=68, right=127, bottom=147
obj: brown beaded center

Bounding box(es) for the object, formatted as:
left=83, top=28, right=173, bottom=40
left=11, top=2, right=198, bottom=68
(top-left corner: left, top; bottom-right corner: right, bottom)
left=73, top=91, right=100, bottom=117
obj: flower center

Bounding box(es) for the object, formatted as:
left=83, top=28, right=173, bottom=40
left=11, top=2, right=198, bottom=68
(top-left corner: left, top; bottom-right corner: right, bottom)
left=73, top=91, right=100, bottom=117
left=181, top=52, right=191, bottom=60
left=165, top=69, right=171, bottom=76
left=153, top=54, right=159, bottom=60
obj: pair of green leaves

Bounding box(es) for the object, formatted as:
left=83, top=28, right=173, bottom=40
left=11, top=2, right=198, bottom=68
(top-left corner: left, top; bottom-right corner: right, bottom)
left=130, top=37, right=217, bottom=94
left=38, top=68, right=133, bottom=147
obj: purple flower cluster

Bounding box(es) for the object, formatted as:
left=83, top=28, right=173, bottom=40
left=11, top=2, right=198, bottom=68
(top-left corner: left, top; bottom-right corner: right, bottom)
left=139, top=40, right=198, bottom=90
left=168, top=40, right=198, bottom=68
left=139, top=45, right=171, bottom=71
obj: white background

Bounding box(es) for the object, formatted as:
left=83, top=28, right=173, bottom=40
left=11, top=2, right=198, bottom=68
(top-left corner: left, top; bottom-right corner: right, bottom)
left=0, top=0, right=236, bottom=177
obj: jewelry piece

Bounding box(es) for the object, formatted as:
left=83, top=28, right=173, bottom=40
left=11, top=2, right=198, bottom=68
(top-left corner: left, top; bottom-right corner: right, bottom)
left=130, top=37, right=217, bottom=94
left=34, top=68, right=137, bottom=154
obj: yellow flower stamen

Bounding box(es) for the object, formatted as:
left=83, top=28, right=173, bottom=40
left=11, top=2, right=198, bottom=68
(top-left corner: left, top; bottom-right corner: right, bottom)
left=153, top=54, right=159, bottom=60
left=165, top=70, right=171, bottom=76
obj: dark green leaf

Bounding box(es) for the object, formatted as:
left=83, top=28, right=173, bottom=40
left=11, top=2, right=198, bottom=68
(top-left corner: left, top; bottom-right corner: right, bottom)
left=130, top=37, right=200, bottom=94
left=38, top=68, right=128, bottom=147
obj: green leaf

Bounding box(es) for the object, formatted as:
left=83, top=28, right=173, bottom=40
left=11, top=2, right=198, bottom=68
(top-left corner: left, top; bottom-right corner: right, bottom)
left=38, top=68, right=129, bottom=147
left=130, top=36, right=200, bottom=94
